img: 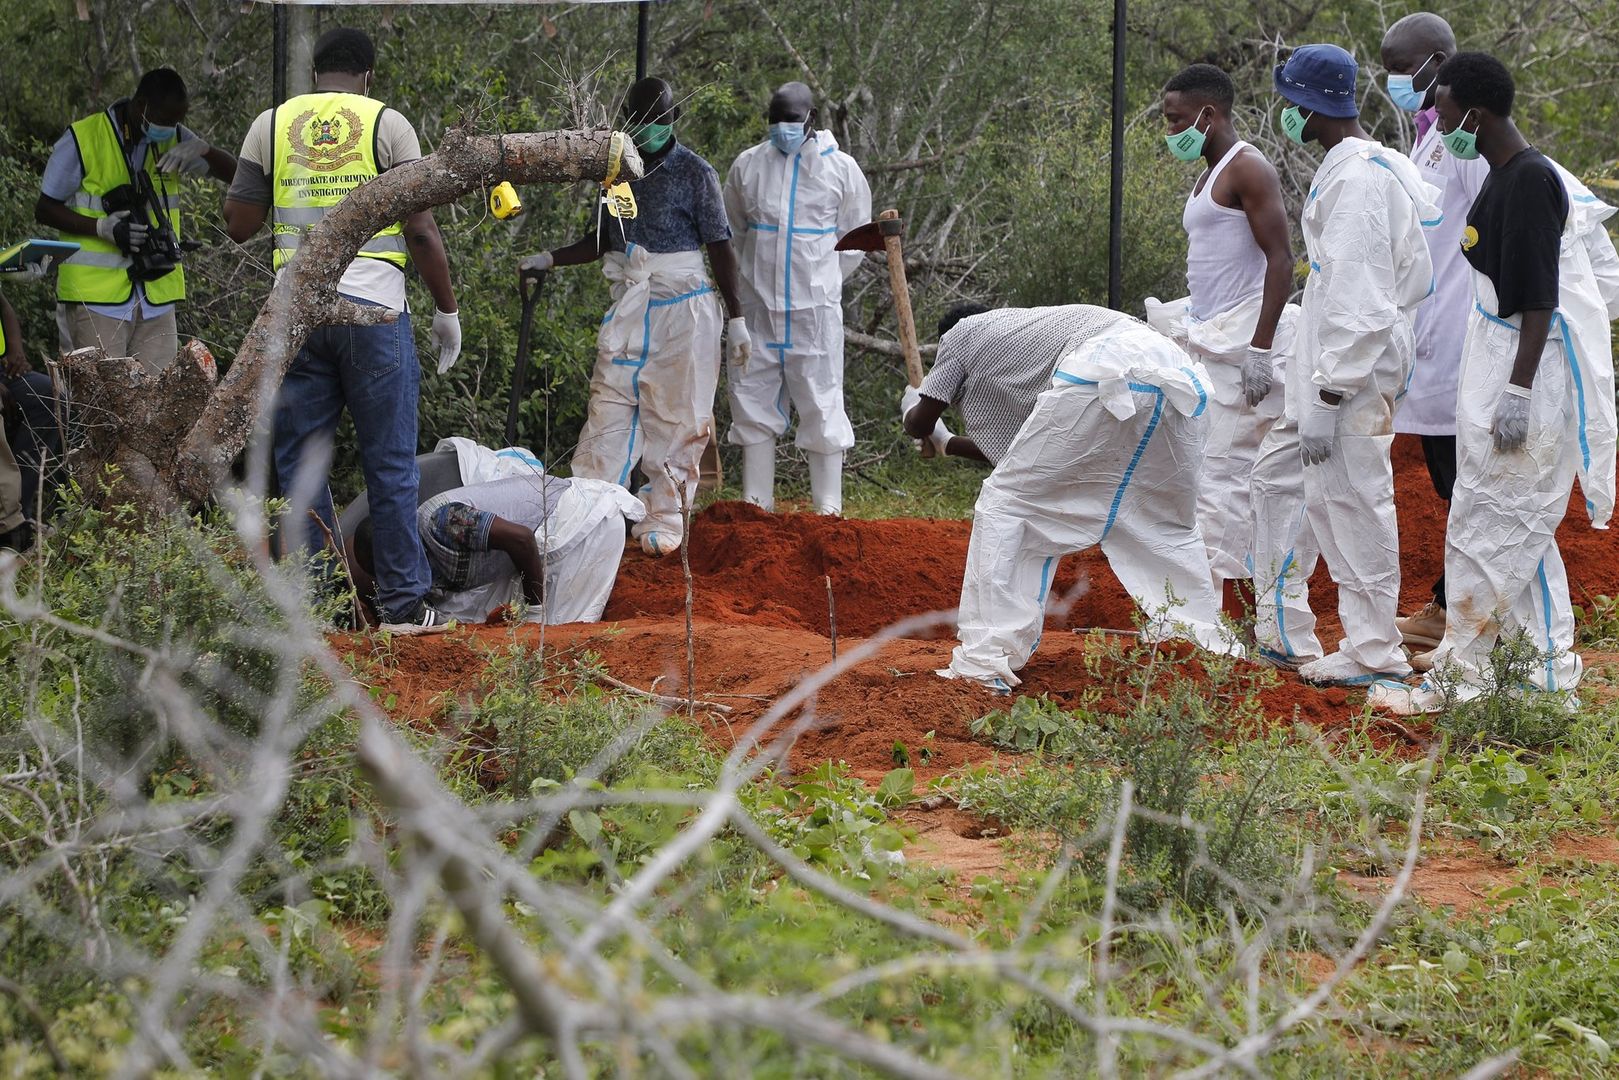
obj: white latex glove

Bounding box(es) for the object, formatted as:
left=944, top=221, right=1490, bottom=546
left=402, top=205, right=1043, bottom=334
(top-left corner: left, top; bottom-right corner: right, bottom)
left=95, top=209, right=148, bottom=252
left=18, top=255, right=53, bottom=282
left=431, top=309, right=462, bottom=374
left=924, top=417, right=955, bottom=457
left=519, top=250, right=554, bottom=277
left=1298, top=393, right=1340, bottom=467
left=726, top=316, right=751, bottom=369
left=157, top=138, right=211, bottom=177
left=1491, top=383, right=1532, bottom=451
left=900, top=383, right=923, bottom=423
left=1240, top=346, right=1274, bottom=407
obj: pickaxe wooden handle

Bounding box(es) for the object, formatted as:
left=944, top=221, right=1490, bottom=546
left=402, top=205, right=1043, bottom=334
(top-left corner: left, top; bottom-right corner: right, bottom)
left=876, top=210, right=926, bottom=389
left=837, top=208, right=925, bottom=387
left=837, top=208, right=933, bottom=455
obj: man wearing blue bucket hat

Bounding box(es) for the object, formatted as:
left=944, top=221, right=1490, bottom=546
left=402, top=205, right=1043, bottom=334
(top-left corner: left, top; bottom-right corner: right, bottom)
left=1258, top=43, right=1441, bottom=687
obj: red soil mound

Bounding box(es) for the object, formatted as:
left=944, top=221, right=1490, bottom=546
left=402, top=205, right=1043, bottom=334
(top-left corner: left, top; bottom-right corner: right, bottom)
left=605, top=435, right=1619, bottom=644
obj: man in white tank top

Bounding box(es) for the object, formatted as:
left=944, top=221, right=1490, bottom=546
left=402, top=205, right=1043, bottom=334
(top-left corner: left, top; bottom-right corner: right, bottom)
left=1380, top=13, right=1490, bottom=665
left=1153, top=64, right=1319, bottom=669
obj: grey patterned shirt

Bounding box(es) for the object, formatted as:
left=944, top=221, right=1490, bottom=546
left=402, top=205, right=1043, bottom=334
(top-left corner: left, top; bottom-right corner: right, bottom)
left=920, top=305, right=1134, bottom=464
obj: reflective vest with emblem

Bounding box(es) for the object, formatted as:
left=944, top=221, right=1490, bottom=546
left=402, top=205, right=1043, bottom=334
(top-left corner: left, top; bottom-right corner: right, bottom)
left=57, top=109, right=186, bottom=305
left=271, top=92, right=407, bottom=271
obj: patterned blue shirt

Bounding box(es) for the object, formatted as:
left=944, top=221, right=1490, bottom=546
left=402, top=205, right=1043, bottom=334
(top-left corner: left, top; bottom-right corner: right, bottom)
left=601, top=141, right=731, bottom=254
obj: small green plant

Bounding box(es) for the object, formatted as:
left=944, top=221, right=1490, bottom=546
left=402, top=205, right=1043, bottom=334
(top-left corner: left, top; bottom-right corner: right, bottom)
left=747, top=762, right=913, bottom=881
left=458, top=643, right=717, bottom=796
left=1432, top=630, right=1576, bottom=749
left=1575, top=593, right=1619, bottom=649
left=971, top=694, right=1099, bottom=755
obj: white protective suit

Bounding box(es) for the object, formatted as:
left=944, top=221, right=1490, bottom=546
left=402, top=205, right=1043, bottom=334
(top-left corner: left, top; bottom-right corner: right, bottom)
left=426, top=438, right=646, bottom=624
left=947, top=320, right=1238, bottom=687
left=1428, top=166, right=1619, bottom=696
left=1282, top=139, right=1440, bottom=678
left=1145, top=294, right=1301, bottom=574
left=1398, top=124, right=1490, bottom=436
left=722, top=132, right=872, bottom=454
left=570, top=243, right=724, bottom=554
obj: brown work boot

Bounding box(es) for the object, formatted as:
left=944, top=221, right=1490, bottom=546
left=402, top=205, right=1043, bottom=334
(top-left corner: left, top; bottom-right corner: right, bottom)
left=1395, top=601, right=1446, bottom=650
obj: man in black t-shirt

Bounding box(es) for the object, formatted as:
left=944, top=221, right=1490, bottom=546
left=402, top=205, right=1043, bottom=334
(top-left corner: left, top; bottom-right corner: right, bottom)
left=1372, top=53, right=1619, bottom=715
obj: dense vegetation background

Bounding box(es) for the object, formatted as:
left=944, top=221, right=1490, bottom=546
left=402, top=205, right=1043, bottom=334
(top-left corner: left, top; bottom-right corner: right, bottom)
left=2, top=0, right=1614, bottom=497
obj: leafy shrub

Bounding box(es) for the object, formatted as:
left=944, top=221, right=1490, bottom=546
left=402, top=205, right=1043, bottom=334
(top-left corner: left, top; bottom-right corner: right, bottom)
left=457, top=640, right=719, bottom=796
left=1, top=488, right=342, bottom=764
left=1432, top=630, right=1576, bottom=749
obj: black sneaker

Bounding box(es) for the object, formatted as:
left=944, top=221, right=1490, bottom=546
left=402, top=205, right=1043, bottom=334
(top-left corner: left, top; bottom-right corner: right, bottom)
left=379, top=603, right=451, bottom=635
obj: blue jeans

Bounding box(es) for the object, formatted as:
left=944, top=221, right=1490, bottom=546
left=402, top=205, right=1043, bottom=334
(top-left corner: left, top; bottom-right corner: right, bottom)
left=273, top=299, right=430, bottom=622
left=3, top=371, right=63, bottom=521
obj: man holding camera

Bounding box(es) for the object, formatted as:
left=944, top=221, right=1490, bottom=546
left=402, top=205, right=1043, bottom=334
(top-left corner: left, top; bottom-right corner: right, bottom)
left=36, top=67, right=235, bottom=375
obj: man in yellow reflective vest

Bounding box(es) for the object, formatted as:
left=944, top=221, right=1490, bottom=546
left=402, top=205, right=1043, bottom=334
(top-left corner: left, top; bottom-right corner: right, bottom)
left=36, top=68, right=236, bottom=375
left=223, top=27, right=460, bottom=631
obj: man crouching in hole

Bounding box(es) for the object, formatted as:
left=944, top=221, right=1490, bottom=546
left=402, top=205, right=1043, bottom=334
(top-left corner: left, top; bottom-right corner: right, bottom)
left=345, top=474, right=639, bottom=630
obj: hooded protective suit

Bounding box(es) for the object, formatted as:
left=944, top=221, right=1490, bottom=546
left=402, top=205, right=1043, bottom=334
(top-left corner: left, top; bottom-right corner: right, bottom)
left=569, top=243, right=724, bottom=554
left=946, top=318, right=1238, bottom=687
left=723, top=131, right=872, bottom=454
left=1288, top=138, right=1440, bottom=680
left=1427, top=165, right=1619, bottom=696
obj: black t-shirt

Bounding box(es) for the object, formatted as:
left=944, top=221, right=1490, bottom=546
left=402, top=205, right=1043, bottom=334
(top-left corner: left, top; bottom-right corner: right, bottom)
left=1463, top=147, right=1568, bottom=317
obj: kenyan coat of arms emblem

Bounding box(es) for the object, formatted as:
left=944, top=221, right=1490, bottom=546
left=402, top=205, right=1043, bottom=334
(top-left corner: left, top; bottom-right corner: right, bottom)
left=285, top=107, right=365, bottom=172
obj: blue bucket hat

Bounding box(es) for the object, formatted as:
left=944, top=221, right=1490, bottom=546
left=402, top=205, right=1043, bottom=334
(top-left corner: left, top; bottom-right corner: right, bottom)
left=1273, top=44, right=1359, bottom=119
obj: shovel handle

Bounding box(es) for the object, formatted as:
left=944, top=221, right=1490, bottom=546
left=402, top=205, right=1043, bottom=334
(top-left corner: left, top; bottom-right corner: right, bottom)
left=505, top=273, right=545, bottom=448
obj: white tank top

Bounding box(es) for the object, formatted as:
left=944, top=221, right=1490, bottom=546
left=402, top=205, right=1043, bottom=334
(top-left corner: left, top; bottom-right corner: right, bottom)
left=1183, top=141, right=1267, bottom=320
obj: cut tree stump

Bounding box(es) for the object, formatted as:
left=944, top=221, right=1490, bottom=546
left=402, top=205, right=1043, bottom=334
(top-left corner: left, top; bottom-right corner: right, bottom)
left=60, top=340, right=218, bottom=513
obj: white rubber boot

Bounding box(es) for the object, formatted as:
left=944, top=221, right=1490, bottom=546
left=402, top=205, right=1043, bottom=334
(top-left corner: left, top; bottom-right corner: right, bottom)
left=807, top=450, right=844, bottom=516
left=741, top=440, right=775, bottom=511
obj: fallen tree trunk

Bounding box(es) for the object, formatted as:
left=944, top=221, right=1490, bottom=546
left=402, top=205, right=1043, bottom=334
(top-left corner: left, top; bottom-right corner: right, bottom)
left=67, top=126, right=638, bottom=508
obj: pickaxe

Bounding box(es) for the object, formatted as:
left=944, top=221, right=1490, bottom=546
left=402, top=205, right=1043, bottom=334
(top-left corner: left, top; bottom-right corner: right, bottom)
left=837, top=208, right=933, bottom=455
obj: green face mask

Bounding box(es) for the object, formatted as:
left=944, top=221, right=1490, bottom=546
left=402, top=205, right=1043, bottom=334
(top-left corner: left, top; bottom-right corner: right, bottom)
left=632, top=121, right=674, bottom=154
left=1442, top=109, right=1481, bottom=160
left=1279, top=105, right=1312, bottom=146
left=1164, top=106, right=1211, bottom=162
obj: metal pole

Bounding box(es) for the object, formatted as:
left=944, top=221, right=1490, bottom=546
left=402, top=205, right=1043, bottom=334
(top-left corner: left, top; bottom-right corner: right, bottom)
left=636, top=1, right=650, bottom=80
left=1107, top=0, right=1126, bottom=310
left=273, top=3, right=289, bottom=105
left=289, top=5, right=315, bottom=98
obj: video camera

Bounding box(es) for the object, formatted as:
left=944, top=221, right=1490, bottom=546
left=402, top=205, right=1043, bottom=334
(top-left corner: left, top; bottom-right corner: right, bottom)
left=100, top=167, right=198, bottom=282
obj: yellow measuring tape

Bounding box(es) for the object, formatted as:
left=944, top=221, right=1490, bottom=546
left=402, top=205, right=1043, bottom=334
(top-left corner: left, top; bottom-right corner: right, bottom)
left=603, top=130, right=637, bottom=219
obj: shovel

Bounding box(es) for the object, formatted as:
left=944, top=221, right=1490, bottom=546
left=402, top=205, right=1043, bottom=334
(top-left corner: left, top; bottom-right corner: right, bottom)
left=504, top=268, right=546, bottom=450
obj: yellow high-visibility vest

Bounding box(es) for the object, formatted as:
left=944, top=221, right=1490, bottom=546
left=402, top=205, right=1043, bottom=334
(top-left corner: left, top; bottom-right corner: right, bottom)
left=270, top=92, right=407, bottom=271
left=56, top=108, right=186, bottom=306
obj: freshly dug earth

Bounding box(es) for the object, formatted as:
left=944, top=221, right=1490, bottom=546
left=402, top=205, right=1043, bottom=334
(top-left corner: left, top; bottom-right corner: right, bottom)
left=349, top=437, right=1617, bottom=779
left=605, top=437, right=1619, bottom=643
